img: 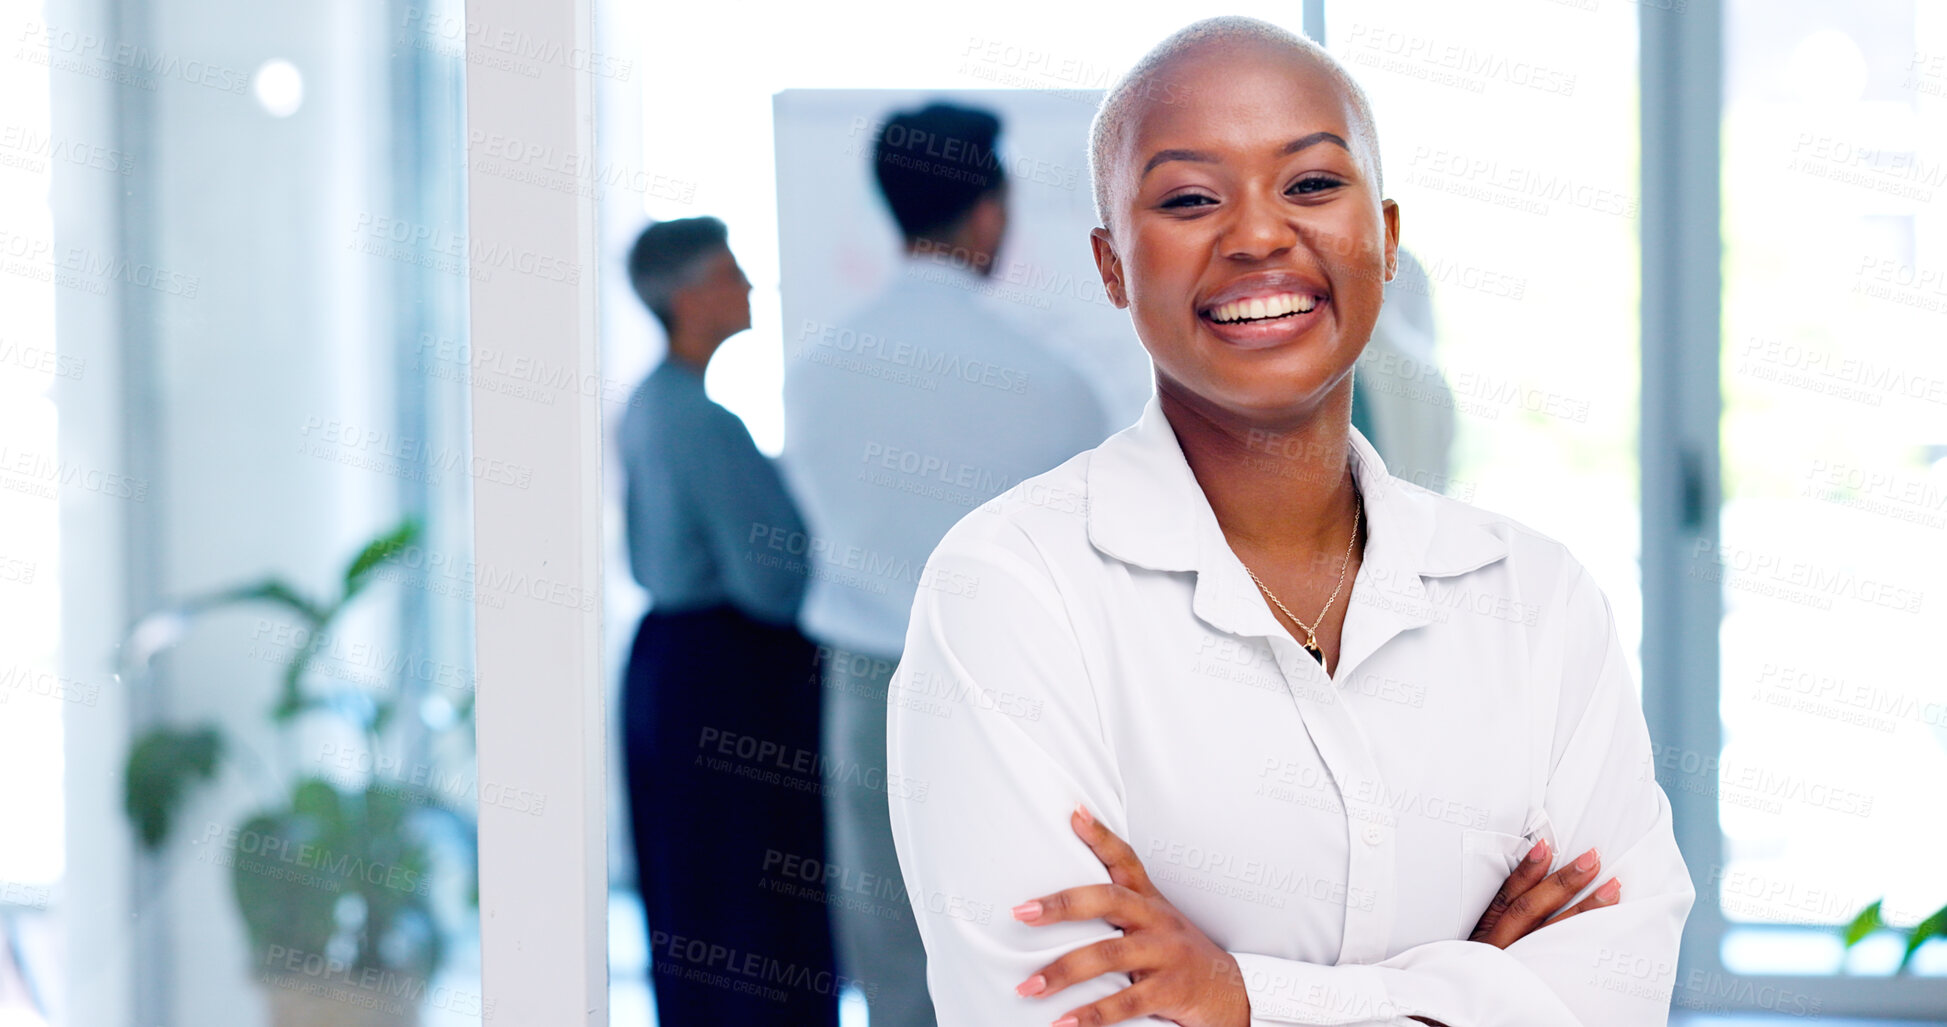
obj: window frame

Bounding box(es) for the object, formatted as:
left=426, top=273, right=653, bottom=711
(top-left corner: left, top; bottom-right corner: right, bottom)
left=1640, top=0, right=1947, bottom=1017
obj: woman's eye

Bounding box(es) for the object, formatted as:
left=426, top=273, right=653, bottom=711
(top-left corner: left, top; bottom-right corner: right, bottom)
left=1159, top=193, right=1216, bottom=210
left=1288, top=175, right=1343, bottom=195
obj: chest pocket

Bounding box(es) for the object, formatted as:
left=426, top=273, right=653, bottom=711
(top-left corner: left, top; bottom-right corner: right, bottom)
left=1454, top=809, right=1559, bottom=939
left=1452, top=610, right=1568, bottom=940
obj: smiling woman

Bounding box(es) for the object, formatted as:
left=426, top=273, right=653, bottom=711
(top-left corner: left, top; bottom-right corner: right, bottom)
left=886, top=16, right=1692, bottom=1027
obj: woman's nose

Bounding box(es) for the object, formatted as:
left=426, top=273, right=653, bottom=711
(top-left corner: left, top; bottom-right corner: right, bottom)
left=1221, top=190, right=1299, bottom=261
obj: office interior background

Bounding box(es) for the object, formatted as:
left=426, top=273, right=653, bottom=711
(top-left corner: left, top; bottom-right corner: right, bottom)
left=0, top=0, right=1941, bottom=1023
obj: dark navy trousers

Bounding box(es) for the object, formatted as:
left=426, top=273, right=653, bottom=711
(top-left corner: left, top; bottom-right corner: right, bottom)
left=622, top=605, right=841, bottom=1026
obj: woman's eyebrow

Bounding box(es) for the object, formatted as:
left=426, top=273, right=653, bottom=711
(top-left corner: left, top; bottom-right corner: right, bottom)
left=1139, top=132, right=1352, bottom=181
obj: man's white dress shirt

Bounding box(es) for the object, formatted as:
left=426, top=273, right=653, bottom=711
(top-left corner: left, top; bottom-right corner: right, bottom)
left=784, top=255, right=1112, bottom=658
left=887, top=393, right=1694, bottom=1026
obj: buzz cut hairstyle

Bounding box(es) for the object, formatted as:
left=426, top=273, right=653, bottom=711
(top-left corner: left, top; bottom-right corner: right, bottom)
left=1086, top=16, right=1384, bottom=230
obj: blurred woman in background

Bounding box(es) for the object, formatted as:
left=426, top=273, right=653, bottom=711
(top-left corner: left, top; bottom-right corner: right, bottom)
left=617, top=217, right=840, bottom=1026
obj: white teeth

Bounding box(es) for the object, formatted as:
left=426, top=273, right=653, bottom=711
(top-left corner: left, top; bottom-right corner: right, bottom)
left=1209, top=293, right=1319, bottom=323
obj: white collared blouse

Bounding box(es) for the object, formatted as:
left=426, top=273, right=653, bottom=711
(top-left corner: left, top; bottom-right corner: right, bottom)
left=886, top=394, right=1694, bottom=1026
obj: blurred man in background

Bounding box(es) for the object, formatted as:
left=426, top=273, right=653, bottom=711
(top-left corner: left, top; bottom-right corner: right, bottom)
left=1354, top=248, right=1458, bottom=488
left=785, top=102, right=1112, bottom=1025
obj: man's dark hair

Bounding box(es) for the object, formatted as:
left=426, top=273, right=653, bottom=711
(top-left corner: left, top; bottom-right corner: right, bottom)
left=627, top=216, right=730, bottom=331
left=872, top=102, right=1006, bottom=242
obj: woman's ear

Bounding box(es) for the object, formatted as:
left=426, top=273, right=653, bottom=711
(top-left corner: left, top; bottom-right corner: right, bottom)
left=1090, top=226, right=1130, bottom=308
left=967, top=192, right=1009, bottom=265
left=1381, top=199, right=1401, bottom=283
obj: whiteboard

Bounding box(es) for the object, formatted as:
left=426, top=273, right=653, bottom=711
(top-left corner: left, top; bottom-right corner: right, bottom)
left=772, top=87, right=1155, bottom=438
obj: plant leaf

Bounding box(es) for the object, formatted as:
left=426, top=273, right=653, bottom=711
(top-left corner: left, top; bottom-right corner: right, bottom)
left=1842, top=899, right=1884, bottom=948
left=123, top=725, right=224, bottom=849
left=290, top=778, right=343, bottom=823
left=207, top=578, right=329, bottom=625
left=231, top=809, right=343, bottom=965
left=1899, top=903, right=1947, bottom=972
left=372, top=698, right=396, bottom=735
left=343, top=519, right=423, bottom=597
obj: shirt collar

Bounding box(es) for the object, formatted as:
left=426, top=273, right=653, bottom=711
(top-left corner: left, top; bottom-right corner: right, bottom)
left=1086, top=392, right=1509, bottom=671
left=896, top=252, right=992, bottom=294
left=653, top=357, right=706, bottom=385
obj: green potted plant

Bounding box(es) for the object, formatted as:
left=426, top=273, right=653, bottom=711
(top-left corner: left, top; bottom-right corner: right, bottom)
left=120, top=520, right=478, bottom=1027
left=1841, top=898, right=1947, bottom=973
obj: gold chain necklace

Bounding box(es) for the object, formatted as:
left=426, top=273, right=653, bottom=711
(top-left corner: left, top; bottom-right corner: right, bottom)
left=1241, top=493, right=1362, bottom=664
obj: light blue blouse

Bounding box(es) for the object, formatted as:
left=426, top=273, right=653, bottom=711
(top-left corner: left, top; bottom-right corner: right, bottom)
left=618, top=359, right=807, bottom=626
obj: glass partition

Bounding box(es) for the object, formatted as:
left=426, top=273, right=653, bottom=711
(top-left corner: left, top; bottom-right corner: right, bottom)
left=1, top=0, right=481, bottom=1022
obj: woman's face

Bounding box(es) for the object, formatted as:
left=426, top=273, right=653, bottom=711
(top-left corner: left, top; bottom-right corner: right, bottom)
left=682, top=247, right=754, bottom=342
left=1091, top=44, right=1398, bottom=427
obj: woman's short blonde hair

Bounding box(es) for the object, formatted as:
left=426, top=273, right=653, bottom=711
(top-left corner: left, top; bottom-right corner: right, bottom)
left=1087, top=16, right=1383, bottom=229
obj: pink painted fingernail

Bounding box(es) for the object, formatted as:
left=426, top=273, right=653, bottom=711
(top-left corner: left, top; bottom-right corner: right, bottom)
left=1525, top=840, right=1547, bottom=863
left=1012, top=900, right=1042, bottom=922
left=1016, top=974, right=1046, bottom=997
left=1052, top=1018, right=1079, bottom=1027
left=1575, top=848, right=1600, bottom=872
left=1074, top=802, right=1094, bottom=827
left=1596, top=879, right=1621, bottom=904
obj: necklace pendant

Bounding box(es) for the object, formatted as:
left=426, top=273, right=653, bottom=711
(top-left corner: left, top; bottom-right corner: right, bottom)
left=1302, top=636, right=1324, bottom=664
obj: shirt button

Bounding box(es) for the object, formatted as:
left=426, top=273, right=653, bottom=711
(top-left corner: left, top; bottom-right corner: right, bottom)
left=1363, top=825, right=1384, bottom=846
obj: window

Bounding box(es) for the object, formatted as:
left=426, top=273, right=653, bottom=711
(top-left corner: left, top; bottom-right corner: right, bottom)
left=1710, top=0, right=1947, bottom=988
left=11, top=0, right=484, bottom=1023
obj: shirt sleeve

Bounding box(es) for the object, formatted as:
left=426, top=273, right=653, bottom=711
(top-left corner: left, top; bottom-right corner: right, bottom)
left=678, top=404, right=809, bottom=626
left=887, top=522, right=1172, bottom=1027
left=1228, top=564, right=1695, bottom=1026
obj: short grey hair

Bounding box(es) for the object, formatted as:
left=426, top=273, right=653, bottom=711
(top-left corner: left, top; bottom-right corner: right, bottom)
left=627, top=216, right=731, bottom=331
left=1087, top=16, right=1383, bottom=229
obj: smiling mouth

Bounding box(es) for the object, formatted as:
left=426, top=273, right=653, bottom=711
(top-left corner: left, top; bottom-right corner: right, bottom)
left=1202, top=292, right=1321, bottom=324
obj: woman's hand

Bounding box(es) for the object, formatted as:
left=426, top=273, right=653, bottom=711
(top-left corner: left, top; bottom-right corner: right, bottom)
left=1011, top=803, right=1250, bottom=1027
left=1407, top=843, right=1623, bottom=1027
left=1469, top=839, right=1621, bottom=948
